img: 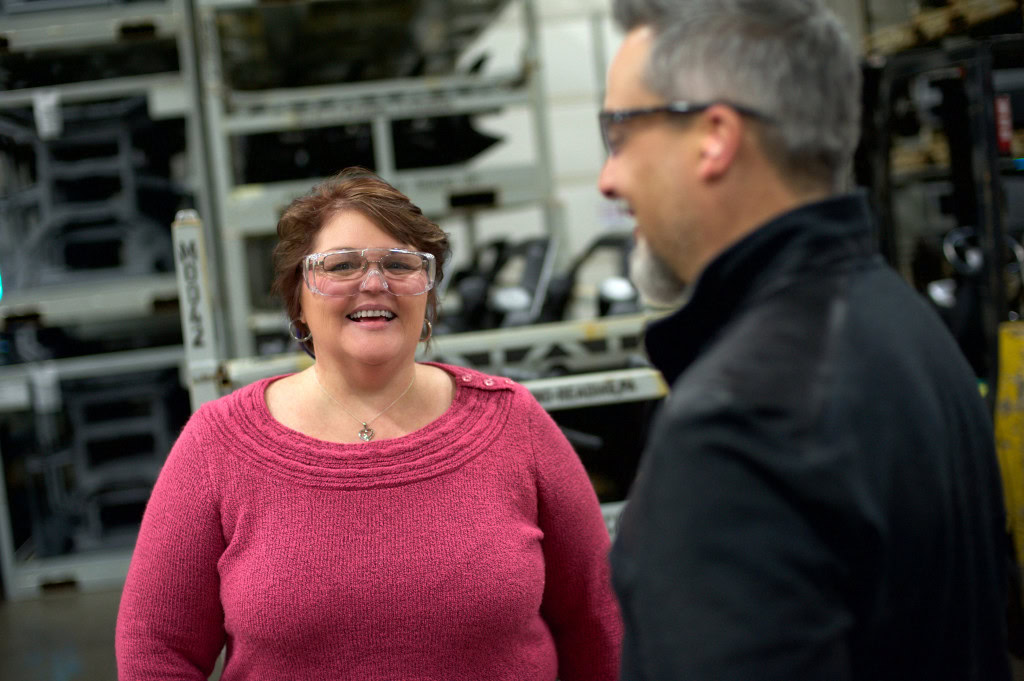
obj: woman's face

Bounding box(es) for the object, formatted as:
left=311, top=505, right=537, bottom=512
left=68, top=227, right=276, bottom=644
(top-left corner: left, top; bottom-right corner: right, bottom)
left=300, top=210, right=429, bottom=369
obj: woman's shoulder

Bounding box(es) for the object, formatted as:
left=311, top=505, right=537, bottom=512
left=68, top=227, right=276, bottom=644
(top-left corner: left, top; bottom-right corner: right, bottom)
left=426, top=362, right=548, bottom=425
left=182, top=376, right=281, bottom=443
left=427, top=362, right=532, bottom=400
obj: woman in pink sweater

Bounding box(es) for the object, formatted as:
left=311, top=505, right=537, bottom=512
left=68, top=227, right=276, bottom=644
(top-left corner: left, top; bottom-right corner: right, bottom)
left=116, top=168, right=622, bottom=680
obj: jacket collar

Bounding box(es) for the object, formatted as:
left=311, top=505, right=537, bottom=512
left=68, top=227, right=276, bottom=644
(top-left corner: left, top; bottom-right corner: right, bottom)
left=644, top=192, right=878, bottom=384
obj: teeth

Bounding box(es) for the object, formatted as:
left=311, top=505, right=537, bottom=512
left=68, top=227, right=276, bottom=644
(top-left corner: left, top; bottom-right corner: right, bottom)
left=349, top=309, right=395, bottom=320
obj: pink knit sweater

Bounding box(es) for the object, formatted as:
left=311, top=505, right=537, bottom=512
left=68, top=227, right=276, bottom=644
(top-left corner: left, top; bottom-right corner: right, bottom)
left=116, top=363, right=621, bottom=681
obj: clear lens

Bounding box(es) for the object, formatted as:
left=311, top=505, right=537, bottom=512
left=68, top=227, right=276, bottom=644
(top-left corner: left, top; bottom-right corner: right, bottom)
left=305, top=248, right=435, bottom=297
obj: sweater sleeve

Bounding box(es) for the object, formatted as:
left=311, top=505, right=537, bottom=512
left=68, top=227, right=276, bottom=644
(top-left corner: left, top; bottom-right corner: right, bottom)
left=527, top=395, right=623, bottom=681
left=116, top=407, right=227, bottom=680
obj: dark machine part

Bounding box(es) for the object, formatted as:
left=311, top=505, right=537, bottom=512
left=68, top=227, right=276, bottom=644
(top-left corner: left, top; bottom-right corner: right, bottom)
left=0, top=38, right=180, bottom=91
left=551, top=399, right=656, bottom=504
left=214, top=0, right=511, bottom=91
left=0, top=95, right=190, bottom=360
left=392, top=114, right=502, bottom=170
left=0, top=368, right=189, bottom=558
left=439, top=236, right=555, bottom=333
left=0, top=97, right=187, bottom=295
left=2, top=314, right=183, bottom=363
left=857, top=38, right=1023, bottom=391
left=234, top=124, right=376, bottom=185
left=440, top=239, right=511, bottom=334
left=233, top=114, right=501, bottom=184
left=489, top=237, right=555, bottom=327
left=540, top=233, right=638, bottom=323
left=924, top=228, right=1024, bottom=377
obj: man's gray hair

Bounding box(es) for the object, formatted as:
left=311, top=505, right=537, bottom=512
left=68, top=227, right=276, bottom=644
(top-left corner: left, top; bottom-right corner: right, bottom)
left=612, top=0, right=861, bottom=191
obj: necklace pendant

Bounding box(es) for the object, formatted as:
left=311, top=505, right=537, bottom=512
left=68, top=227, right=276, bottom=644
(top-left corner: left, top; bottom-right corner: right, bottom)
left=358, top=425, right=374, bottom=442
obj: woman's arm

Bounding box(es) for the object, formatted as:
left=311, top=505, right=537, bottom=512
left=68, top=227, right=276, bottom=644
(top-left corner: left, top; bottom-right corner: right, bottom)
left=528, top=396, right=623, bottom=681
left=116, top=411, right=227, bottom=680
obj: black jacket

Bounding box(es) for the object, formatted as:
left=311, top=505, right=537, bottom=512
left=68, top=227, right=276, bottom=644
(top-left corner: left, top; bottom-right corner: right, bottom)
left=612, top=194, right=1010, bottom=681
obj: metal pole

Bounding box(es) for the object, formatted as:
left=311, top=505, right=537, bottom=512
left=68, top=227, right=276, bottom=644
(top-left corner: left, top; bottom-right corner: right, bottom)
left=172, top=209, right=224, bottom=409
left=963, top=43, right=1008, bottom=408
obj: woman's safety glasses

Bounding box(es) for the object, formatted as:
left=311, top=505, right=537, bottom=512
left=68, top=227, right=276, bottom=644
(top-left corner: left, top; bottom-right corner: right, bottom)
left=303, top=247, right=436, bottom=297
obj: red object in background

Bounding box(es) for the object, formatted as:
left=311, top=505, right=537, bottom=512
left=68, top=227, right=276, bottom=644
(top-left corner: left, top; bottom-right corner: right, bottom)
left=995, top=94, right=1013, bottom=155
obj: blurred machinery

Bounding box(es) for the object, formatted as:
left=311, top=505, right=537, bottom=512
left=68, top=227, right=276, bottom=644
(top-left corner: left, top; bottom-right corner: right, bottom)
left=171, top=212, right=663, bottom=530
left=858, top=35, right=1024, bottom=391
left=0, top=0, right=207, bottom=598
left=192, top=0, right=563, bottom=358
left=0, top=0, right=648, bottom=599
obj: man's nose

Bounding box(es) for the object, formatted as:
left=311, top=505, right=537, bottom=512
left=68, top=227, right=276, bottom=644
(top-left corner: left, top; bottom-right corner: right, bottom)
left=359, top=265, right=390, bottom=292
left=597, top=157, right=618, bottom=199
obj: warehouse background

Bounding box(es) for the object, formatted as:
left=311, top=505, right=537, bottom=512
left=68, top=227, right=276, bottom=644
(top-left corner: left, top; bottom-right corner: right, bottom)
left=2, top=0, right=1023, bottom=679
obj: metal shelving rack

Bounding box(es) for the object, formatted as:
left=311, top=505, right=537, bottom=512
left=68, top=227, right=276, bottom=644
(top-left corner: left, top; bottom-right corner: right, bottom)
left=861, top=36, right=1023, bottom=397
left=0, top=0, right=211, bottom=600
left=0, top=0, right=627, bottom=598
left=0, top=0, right=213, bottom=321
left=172, top=212, right=659, bottom=540
left=0, top=347, right=185, bottom=599
left=191, top=0, right=563, bottom=358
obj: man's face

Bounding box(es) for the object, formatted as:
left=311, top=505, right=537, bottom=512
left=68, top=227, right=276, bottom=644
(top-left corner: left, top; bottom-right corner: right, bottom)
left=598, top=27, right=700, bottom=292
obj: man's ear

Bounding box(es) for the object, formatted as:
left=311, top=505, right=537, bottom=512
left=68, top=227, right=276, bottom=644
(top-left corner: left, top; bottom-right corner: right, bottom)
left=696, top=104, right=744, bottom=181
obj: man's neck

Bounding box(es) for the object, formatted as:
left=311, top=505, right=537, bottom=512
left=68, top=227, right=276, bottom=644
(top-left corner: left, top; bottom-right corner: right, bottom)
left=688, top=169, right=832, bottom=283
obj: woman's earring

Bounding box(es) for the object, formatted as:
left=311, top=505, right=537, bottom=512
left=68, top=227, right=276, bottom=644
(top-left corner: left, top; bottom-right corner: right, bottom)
left=289, top=320, right=312, bottom=342
left=419, top=319, right=433, bottom=342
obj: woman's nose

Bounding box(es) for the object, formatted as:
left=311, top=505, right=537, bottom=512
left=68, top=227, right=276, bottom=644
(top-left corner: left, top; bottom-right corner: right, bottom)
left=358, top=266, right=390, bottom=292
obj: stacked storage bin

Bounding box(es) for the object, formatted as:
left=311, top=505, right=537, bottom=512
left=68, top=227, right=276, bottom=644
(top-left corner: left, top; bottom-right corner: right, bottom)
left=192, top=0, right=562, bottom=357
left=0, top=0, right=208, bottom=599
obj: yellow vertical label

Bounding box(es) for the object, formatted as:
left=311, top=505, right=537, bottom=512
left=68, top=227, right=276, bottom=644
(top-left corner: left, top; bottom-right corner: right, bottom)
left=996, top=321, right=1024, bottom=565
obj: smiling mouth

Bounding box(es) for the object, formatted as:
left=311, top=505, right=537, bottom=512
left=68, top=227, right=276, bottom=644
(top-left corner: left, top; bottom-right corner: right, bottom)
left=348, top=309, right=396, bottom=322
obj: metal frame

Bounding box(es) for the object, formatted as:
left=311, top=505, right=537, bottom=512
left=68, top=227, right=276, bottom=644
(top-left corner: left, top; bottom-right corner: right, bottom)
left=865, top=38, right=1019, bottom=407
left=0, top=2, right=180, bottom=50
left=170, top=218, right=665, bottom=411
left=0, top=0, right=215, bottom=600
left=193, top=0, right=562, bottom=358
left=0, top=346, right=184, bottom=600
left=0, top=0, right=215, bottom=327
left=170, top=212, right=654, bottom=543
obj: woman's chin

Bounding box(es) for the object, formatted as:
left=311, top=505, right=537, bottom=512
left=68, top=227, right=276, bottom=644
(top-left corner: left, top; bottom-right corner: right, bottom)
left=341, top=338, right=415, bottom=366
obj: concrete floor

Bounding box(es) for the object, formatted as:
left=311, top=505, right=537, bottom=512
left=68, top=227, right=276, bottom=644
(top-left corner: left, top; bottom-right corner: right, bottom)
left=1, top=588, right=1022, bottom=681
left=0, top=587, right=225, bottom=681
left=0, top=588, right=120, bottom=681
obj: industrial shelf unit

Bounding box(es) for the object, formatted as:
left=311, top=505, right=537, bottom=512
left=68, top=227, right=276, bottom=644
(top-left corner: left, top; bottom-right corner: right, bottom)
left=861, top=0, right=1022, bottom=56
left=191, top=0, right=563, bottom=358
left=0, top=347, right=187, bottom=599
left=860, top=35, right=1023, bottom=395
left=172, top=212, right=660, bottom=541
left=0, top=0, right=211, bottom=599
left=858, top=27, right=1024, bottom=656
left=0, top=0, right=213, bottom=322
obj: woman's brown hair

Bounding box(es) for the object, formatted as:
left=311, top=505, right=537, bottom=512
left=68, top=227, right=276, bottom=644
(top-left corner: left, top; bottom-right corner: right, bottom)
left=272, top=168, right=450, bottom=352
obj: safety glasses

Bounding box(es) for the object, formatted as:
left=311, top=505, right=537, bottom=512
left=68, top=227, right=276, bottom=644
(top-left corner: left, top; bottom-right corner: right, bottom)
left=598, top=101, right=772, bottom=155
left=302, top=247, right=436, bottom=297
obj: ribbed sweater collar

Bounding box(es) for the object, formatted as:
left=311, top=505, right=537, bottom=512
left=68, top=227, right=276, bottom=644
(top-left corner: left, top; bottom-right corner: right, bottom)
left=203, top=363, right=515, bottom=490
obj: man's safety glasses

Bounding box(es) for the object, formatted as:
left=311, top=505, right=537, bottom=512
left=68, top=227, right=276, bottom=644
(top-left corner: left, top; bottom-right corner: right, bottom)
left=598, top=101, right=771, bottom=155
left=303, top=248, right=437, bottom=297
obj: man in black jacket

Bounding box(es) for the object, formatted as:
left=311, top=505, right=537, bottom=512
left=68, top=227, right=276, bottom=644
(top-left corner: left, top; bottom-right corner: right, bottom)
left=598, top=1, right=1012, bottom=679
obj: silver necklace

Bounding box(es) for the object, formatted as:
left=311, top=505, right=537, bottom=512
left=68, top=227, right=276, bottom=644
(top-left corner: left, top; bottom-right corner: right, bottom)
left=312, top=368, right=416, bottom=441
